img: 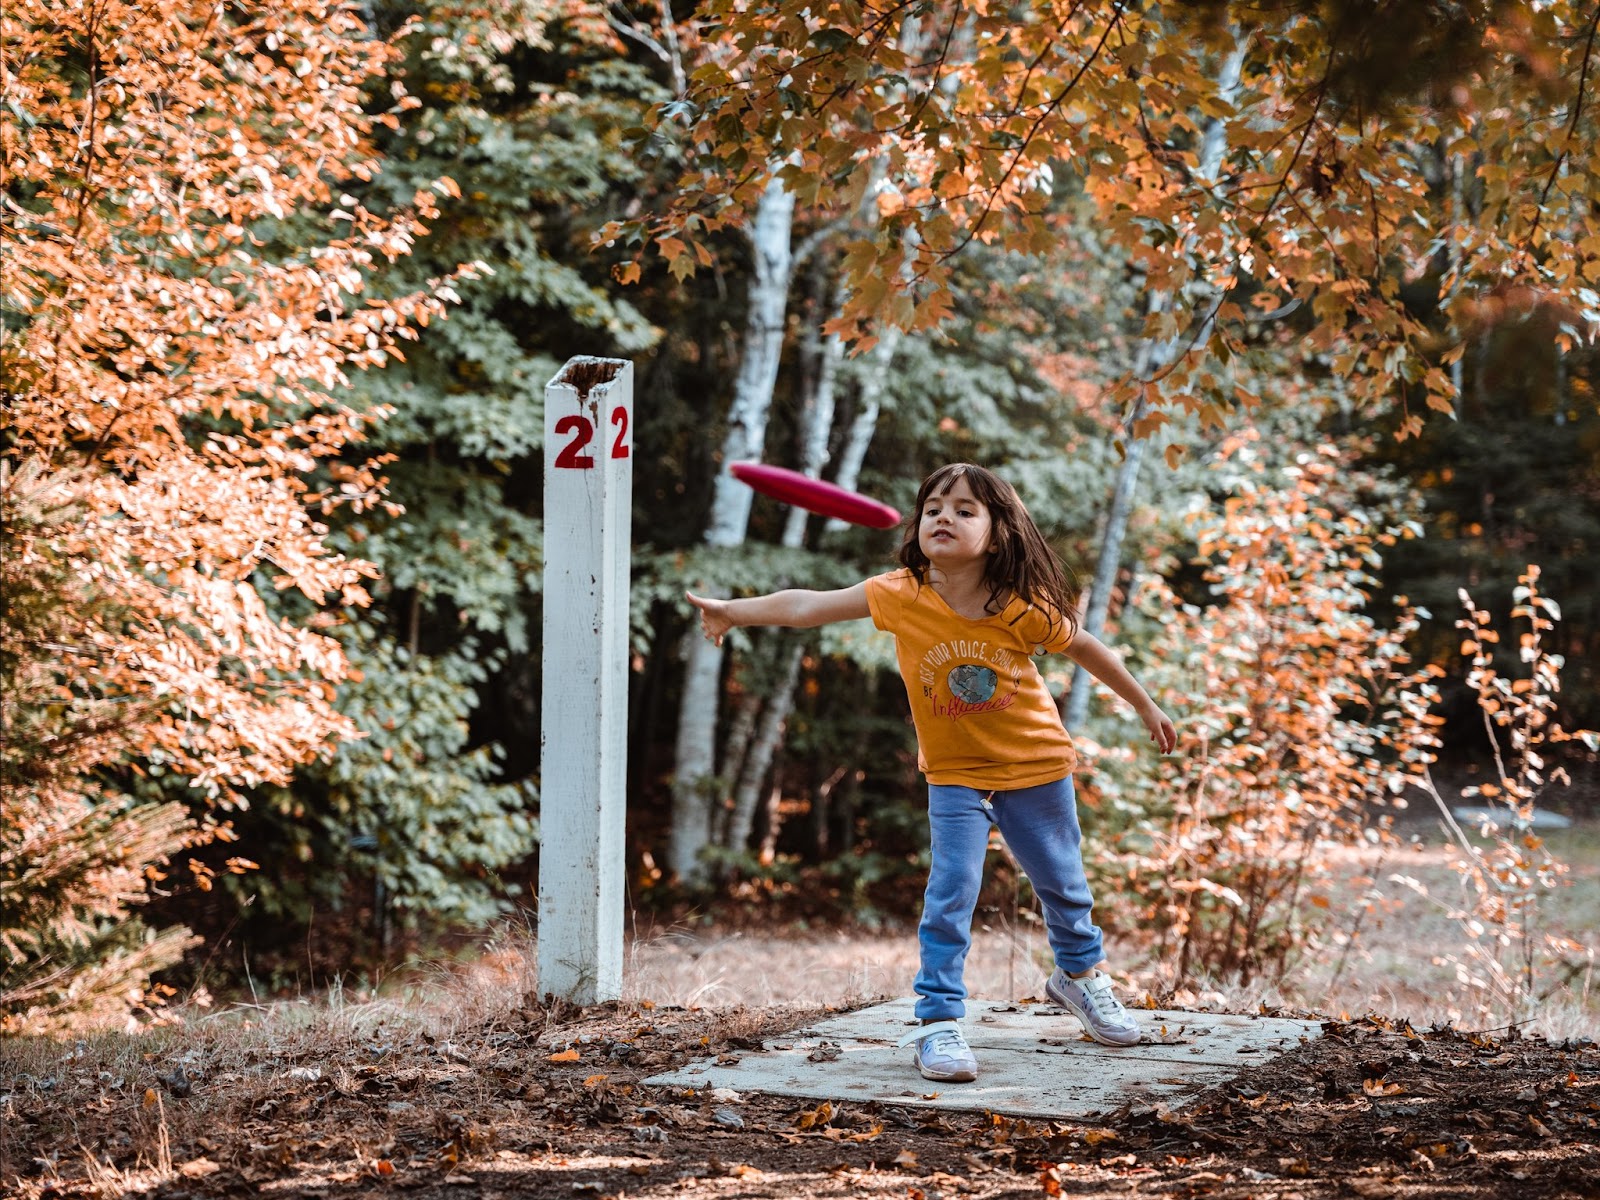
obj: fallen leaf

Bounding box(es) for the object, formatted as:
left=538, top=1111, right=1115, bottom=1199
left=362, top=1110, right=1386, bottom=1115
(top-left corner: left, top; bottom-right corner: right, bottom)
left=1083, top=1129, right=1118, bottom=1146
left=797, top=1101, right=833, bottom=1130
left=1362, top=1077, right=1405, bottom=1096
left=547, top=1048, right=580, bottom=1063
left=177, top=1158, right=219, bottom=1178
left=1348, top=1182, right=1398, bottom=1198
left=821, top=1123, right=882, bottom=1143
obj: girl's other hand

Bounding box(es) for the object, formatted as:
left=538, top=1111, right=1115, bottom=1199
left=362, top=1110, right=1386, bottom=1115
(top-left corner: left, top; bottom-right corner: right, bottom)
left=1141, top=704, right=1178, bottom=754
left=686, top=591, right=732, bottom=646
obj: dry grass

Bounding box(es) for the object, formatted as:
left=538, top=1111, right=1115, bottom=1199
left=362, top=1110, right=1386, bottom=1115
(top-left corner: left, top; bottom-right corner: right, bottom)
left=1289, top=819, right=1600, bottom=1038
left=6, top=825, right=1593, bottom=1093
left=595, top=820, right=1600, bottom=1041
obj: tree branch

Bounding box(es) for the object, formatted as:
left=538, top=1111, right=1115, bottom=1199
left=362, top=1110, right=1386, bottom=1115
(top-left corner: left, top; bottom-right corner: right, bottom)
left=1524, top=4, right=1600, bottom=253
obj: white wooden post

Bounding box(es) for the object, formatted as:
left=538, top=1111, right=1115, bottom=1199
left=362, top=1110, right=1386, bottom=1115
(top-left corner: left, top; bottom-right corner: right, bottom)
left=539, top=356, right=632, bottom=1004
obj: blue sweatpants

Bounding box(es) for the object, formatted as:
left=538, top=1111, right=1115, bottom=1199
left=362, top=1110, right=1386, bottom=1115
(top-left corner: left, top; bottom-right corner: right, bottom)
left=915, top=776, right=1105, bottom=1020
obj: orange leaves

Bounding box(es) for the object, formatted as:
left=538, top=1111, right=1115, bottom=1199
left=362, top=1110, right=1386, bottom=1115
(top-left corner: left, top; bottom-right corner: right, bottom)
left=631, top=0, right=1600, bottom=435
left=794, top=1100, right=833, bottom=1130
left=1099, top=438, right=1444, bottom=978
left=3, top=0, right=447, bottom=1014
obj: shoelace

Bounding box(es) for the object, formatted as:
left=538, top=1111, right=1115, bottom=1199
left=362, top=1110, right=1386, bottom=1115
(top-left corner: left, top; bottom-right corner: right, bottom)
left=920, top=1027, right=968, bottom=1059
left=898, top=1020, right=968, bottom=1055
left=1080, top=977, right=1128, bottom=1021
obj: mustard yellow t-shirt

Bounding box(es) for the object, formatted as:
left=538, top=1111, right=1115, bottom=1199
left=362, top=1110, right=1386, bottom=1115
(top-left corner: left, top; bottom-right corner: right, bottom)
left=864, top=569, right=1077, bottom=789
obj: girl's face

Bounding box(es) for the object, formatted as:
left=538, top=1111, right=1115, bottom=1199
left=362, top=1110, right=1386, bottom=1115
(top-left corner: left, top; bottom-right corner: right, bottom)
left=917, top=475, right=996, bottom=568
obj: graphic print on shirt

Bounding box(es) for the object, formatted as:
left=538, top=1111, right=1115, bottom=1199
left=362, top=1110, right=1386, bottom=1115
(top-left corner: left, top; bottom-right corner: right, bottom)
left=918, top=638, right=1025, bottom=720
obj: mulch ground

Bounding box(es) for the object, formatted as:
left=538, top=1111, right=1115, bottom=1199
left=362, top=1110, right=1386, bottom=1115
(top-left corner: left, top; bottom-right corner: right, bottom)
left=5, top=998, right=1598, bottom=1200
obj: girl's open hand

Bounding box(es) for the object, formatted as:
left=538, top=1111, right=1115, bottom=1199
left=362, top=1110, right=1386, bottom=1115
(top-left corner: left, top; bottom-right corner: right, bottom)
left=686, top=591, right=733, bottom=646
left=1141, top=703, right=1178, bottom=754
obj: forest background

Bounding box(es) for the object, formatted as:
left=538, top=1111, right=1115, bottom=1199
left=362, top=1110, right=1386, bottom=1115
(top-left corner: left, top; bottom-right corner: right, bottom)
left=4, top=0, right=1600, bottom=1040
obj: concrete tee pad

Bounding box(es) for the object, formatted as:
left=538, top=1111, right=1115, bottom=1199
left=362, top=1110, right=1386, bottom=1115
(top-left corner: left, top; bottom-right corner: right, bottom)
left=646, top=997, right=1323, bottom=1120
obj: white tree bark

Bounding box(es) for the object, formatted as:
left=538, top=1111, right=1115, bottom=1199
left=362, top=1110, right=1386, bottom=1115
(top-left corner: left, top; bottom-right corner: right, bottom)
left=782, top=329, right=844, bottom=545
left=669, top=176, right=796, bottom=883
left=1062, top=320, right=1160, bottom=732
left=725, top=321, right=903, bottom=850
left=1063, top=41, right=1245, bottom=731
left=823, top=324, right=902, bottom=531
left=727, top=641, right=805, bottom=849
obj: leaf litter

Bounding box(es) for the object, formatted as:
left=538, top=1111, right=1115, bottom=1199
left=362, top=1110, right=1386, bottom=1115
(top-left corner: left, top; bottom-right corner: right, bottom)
left=4, top=1000, right=1596, bottom=1199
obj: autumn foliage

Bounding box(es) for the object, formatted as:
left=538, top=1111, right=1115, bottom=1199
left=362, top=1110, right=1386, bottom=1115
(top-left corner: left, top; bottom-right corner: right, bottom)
left=1084, top=437, right=1429, bottom=982
left=1089, top=443, right=1595, bottom=1012
left=1395, top=567, right=1599, bottom=1025
left=612, top=1, right=1600, bottom=430
left=1, top=0, right=453, bottom=1029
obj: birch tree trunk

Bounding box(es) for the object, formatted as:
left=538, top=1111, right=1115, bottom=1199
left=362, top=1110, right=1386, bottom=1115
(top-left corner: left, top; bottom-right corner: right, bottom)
left=724, top=319, right=843, bottom=850
left=1063, top=41, right=1244, bottom=731
left=1062, top=331, right=1158, bottom=732
left=679, top=22, right=924, bottom=870
left=725, top=325, right=901, bottom=849
left=726, top=641, right=805, bottom=848
left=823, top=325, right=902, bottom=532
left=669, top=176, right=796, bottom=883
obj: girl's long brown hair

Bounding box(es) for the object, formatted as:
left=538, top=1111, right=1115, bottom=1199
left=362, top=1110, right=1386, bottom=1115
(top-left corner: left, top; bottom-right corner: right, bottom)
left=896, top=463, right=1081, bottom=644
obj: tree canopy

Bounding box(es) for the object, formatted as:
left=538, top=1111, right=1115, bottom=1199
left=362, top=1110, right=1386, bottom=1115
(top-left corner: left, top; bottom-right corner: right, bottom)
left=612, top=0, right=1600, bottom=435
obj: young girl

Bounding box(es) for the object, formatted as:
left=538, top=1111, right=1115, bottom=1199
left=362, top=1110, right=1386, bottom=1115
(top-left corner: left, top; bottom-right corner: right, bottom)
left=687, top=463, right=1176, bottom=1083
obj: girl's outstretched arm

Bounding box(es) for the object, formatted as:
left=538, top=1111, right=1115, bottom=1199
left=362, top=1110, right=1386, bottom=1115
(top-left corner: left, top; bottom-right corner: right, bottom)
left=1062, top=629, right=1178, bottom=753
left=686, top=583, right=871, bottom=647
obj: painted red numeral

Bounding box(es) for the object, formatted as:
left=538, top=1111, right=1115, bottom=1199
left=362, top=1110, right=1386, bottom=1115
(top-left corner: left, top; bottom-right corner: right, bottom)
left=610, top=405, right=630, bottom=459
left=553, top=415, right=596, bottom=468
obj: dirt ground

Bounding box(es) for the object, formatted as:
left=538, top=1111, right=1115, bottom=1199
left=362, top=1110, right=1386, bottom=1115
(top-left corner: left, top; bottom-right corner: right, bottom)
left=5, top=997, right=1599, bottom=1200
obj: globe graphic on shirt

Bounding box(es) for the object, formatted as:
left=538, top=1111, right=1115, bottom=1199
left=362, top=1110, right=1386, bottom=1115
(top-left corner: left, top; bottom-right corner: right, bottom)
left=947, top=663, right=998, bottom=704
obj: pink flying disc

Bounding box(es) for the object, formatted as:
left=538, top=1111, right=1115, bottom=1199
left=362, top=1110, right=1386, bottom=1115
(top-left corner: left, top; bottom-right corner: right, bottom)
left=729, top=462, right=902, bottom=530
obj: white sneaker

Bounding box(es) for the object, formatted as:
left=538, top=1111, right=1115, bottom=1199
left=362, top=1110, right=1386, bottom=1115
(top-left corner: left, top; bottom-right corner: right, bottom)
left=897, top=1020, right=977, bottom=1082
left=1045, top=968, right=1142, bottom=1046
